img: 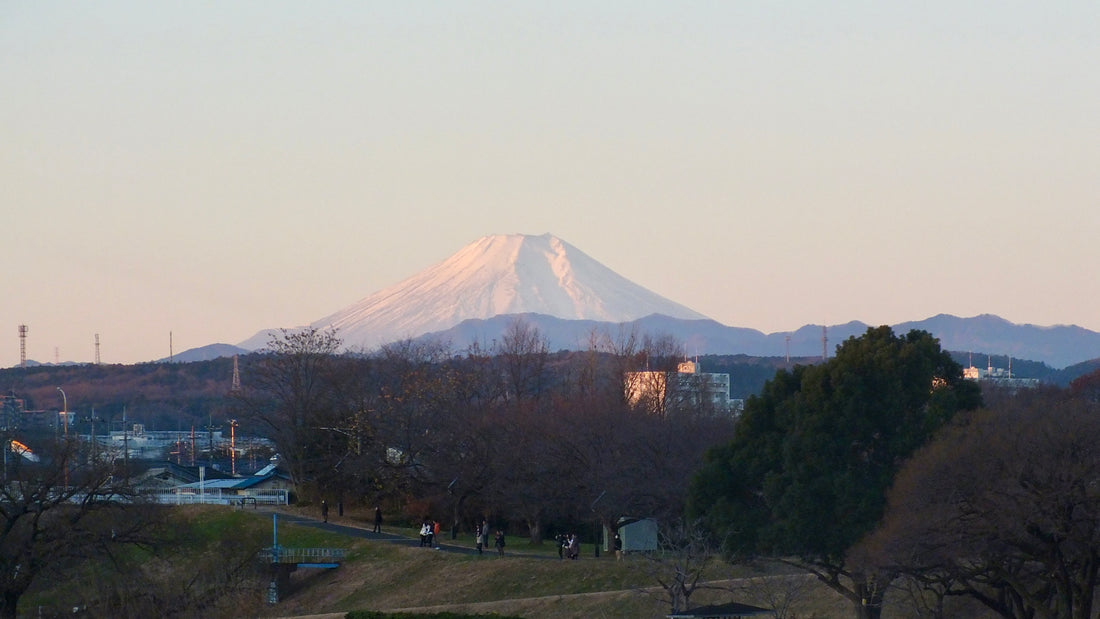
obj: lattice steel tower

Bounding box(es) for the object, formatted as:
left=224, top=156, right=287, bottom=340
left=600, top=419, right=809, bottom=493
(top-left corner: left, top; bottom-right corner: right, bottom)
left=18, top=325, right=27, bottom=368
left=231, top=354, right=241, bottom=393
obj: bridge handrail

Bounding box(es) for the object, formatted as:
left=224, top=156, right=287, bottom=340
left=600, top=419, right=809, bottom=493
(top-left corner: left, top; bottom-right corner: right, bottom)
left=260, top=546, right=347, bottom=563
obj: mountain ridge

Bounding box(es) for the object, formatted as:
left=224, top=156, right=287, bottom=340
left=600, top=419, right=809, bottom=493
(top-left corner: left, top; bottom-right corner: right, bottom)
left=234, top=233, right=1100, bottom=369
left=414, top=312, right=1100, bottom=369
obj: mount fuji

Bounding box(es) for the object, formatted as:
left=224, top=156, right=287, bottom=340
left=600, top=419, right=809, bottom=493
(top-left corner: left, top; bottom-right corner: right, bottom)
left=239, top=233, right=706, bottom=352
left=233, top=233, right=1100, bottom=369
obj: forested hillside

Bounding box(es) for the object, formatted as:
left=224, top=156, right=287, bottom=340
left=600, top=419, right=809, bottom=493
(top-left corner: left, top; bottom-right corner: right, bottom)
left=1, top=346, right=1085, bottom=436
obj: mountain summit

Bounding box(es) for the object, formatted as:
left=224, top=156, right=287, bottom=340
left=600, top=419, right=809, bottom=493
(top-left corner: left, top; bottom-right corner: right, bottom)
left=241, top=233, right=706, bottom=351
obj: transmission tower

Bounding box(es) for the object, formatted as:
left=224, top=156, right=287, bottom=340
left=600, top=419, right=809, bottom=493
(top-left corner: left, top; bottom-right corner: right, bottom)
left=822, top=326, right=828, bottom=361
left=95, top=333, right=101, bottom=365
left=230, top=355, right=241, bottom=393
left=18, top=325, right=27, bottom=368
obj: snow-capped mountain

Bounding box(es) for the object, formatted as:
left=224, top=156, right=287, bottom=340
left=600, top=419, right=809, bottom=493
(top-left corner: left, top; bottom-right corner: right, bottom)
left=239, top=233, right=706, bottom=351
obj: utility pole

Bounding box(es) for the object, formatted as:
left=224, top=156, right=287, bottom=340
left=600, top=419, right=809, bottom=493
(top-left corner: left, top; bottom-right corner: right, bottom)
left=56, top=387, right=67, bottom=440
left=122, top=406, right=129, bottom=483
left=229, top=419, right=239, bottom=475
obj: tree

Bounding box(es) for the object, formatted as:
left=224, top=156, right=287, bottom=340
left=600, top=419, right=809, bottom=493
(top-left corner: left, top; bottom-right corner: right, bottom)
left=497, top=318, right=550, bottom=412
left=236, top=328, right=350, bottom=493
left=857, top=388, right=1100, bottom=619
left=688, top=326, right=982, bottom=619
left=632, top=517, right=725, bottom=614
left=0, top=435, right=162, bottom=619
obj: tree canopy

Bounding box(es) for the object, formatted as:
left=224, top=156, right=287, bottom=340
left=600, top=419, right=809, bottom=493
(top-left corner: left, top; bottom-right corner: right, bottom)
left=856, top=387, right=1100, bottom=619
left=688, top=326, right=982, bottom=618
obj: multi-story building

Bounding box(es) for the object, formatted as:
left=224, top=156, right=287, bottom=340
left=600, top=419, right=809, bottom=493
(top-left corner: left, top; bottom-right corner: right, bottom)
left=625, top=360, right=736, bottom=415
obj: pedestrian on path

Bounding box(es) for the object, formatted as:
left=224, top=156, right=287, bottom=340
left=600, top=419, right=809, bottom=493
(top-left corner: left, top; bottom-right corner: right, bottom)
left=494, top=530, right=506, bottom=557
left=373, top=506, right=383, bottom=533
left=321, top=499, right=329, bottom=523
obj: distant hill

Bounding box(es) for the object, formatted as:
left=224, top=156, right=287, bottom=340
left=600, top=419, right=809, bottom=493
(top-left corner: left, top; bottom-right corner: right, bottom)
left=417, top=312, right=1100, bottom=370
left=158, top=343, right=252, bottom=364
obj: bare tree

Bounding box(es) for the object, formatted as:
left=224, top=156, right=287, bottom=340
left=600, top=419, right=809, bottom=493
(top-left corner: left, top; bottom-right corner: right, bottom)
left=235, top=327, right=349, bottom=494
left=629, top=518, right=726, bottom=614
left=858, top=388, right=1100, bottom=619
left=0, top=434, right=161, bottom=619
left=497, top=318, right=550, bottom=411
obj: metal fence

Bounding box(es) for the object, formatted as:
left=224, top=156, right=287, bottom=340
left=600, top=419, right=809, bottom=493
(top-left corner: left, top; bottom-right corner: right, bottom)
left=144, top=488, right=289, bottom=506
left=259, top=546, right=347, bottom=564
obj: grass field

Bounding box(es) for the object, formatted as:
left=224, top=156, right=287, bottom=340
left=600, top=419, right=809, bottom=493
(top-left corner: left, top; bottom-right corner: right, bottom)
left=258, top=506, right=856, bottom=619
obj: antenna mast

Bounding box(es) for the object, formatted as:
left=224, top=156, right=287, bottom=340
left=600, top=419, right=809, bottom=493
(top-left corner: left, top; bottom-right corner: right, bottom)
left=18, top=325, right=27, bottom=368
left=95, top=333, right=101, bottom=365
left=822, top=326, right=828, bottom=361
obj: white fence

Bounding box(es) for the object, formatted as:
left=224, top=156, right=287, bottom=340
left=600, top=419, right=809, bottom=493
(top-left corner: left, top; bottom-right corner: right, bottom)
left=145, top=488, right=289, bottom=506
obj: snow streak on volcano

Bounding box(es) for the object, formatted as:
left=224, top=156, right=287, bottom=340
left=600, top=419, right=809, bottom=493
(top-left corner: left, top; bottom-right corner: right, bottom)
left=243, top=233, right=706, bottom=351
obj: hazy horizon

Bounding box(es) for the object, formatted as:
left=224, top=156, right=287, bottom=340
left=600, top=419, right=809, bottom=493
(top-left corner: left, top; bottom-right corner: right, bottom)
left=3, top=2, right=1098, bottom=366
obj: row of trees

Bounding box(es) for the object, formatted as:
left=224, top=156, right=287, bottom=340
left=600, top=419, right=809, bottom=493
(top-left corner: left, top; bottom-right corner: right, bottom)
left=235, top=321, right=737, bottom=541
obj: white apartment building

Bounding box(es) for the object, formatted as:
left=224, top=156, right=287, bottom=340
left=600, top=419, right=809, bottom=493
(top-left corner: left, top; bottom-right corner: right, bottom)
left=625, top=360, right=735, bottom=415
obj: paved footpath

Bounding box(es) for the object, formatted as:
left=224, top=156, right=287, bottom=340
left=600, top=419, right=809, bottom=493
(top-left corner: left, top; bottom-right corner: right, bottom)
left=262, top=509, right=551, bottom=559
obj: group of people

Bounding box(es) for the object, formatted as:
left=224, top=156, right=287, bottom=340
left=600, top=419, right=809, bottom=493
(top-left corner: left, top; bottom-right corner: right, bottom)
left=554, top=531, right=623, bottom=560
left=314, top=503, right=515, bottom=559
left=555, top=532, right=581, bottom=560
left=419, top=518, right=441, bottom=548
left=474, top=520, right=506, bottom=557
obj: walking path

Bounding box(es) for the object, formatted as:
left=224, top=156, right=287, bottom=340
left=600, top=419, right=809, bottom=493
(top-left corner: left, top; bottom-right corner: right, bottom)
left=262, top=508, right=552, bottom=559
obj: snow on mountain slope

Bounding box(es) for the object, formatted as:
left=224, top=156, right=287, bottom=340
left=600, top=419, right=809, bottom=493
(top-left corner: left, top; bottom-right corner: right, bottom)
left=240, top=233, right=706, bottom=351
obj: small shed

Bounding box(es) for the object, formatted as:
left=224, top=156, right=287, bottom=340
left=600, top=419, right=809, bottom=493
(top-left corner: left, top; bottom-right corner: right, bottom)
left=666, top=602, right=771, bottom=618
left=607, top=516, right=658, bottom=552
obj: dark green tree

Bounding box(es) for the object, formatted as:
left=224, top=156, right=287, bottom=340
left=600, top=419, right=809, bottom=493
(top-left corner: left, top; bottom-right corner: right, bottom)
left=688, top=326, right=981, bottom=619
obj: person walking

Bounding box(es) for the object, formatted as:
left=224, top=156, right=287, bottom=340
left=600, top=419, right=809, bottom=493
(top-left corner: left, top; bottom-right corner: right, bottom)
left=321, top=499, right=329, bottom=523
left=475, top=522, right=485, bottom=555
left=373, top=506, right=383, bottom=533
left=494, top=530, right=506, bottom=557
left=613, top=532, right=623, bottom=561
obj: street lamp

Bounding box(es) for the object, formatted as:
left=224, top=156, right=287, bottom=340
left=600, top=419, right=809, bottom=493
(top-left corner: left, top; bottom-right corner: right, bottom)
left=56, top=387, right=69, bottom=488
left=56, top=387, right=67, bottom=439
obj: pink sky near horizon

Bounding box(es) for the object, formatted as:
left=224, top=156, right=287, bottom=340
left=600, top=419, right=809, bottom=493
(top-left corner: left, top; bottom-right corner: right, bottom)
left=2, top=2, right=1098, bottom=367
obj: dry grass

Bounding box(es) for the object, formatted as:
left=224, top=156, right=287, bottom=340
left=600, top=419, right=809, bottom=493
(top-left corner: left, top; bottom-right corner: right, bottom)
left=258, top=507, right=998, bottom=619
left=257, top=508, right=856, bottom=619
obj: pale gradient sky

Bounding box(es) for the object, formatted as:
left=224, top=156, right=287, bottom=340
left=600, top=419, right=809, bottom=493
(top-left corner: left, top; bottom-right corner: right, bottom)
left=2, top=2, right=1098, bottom=366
